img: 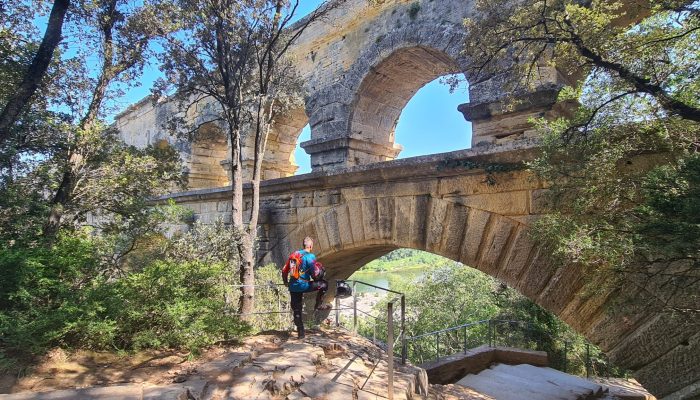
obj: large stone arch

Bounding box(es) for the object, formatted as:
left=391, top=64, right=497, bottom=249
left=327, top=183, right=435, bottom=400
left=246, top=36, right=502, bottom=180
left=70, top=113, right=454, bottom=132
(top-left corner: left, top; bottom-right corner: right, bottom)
left=259, top=193, right=700, bottom=397
left=261, top=196, right=595, bottom=334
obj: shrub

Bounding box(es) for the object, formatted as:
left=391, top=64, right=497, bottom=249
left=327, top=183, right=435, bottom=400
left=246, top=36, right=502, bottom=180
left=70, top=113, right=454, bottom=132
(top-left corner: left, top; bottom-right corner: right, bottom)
left=0, top=231, right=249, bottom=358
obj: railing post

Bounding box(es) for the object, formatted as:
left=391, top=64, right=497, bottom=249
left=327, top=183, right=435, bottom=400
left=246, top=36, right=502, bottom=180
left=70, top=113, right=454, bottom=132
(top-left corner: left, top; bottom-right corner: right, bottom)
left=276, top=287, right=282, bottom=329
left=373, top=320, right=376, bottom=344
left=400, top=295, right=406, bottom=365
left=463, top=325, right=467, bottom=355
left=334, top=280, right=340, bottom=327
left=352, top=281, right=357, bottom=334
left=488, top=320, right=493, bottom=347
left=563, top=341, right=569, bottom=373
left=387, top=302, right=394, bottom=400
left=436, top=332, right=440, bottom=362
left=586, top=343, right=591, bottom=378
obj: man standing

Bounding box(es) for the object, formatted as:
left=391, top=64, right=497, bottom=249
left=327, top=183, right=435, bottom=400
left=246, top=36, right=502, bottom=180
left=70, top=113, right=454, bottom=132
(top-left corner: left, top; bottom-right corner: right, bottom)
left=282, top=237, right=329, bottom=339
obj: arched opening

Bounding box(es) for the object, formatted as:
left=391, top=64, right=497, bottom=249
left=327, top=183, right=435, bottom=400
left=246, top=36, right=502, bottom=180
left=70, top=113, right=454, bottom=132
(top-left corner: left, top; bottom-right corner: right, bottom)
left=263, top=194, right=619, bottom=363
left=394, top=76, right=471, bottom=158
left=348, top=46, right=467, bottom=162
left=228, top=107, right=308, bottom=184
left=261, top=108, right=308, bottom=180
left=344, top=248, right=622, bottom=378
left=292, top=124, right=311, bottom=175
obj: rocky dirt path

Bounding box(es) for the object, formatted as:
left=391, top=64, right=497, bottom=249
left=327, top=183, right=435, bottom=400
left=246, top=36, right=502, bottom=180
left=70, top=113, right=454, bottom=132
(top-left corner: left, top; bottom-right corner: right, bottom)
left=0, top=328, right=426, bottom=400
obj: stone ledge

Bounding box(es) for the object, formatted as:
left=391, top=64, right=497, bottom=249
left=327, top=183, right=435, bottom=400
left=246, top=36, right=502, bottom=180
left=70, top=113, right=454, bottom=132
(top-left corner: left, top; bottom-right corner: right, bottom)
left=458, top=89, right=561, bottom=122
left=154, top=138, right=540, bottom=204
left=301, top=135, right=402, bottom=158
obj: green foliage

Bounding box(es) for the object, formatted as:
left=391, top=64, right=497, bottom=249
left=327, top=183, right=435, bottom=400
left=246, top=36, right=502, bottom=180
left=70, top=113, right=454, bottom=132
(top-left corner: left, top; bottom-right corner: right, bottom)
left=0, top=225, right=251, bottom=360
left=96, top=260, right=249, bottom=352
left=353, top=252, right=620, bottom=376
left=360, top=248, right=453, bottom=272
left=462, top=0, right=700, bottom=312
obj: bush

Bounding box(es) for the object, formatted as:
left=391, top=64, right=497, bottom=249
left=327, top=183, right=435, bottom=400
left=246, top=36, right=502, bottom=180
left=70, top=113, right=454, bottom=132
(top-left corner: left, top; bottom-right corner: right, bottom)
left=0, top=231, right=249, bottom=358
left=100, top=260, right=250, bottom=352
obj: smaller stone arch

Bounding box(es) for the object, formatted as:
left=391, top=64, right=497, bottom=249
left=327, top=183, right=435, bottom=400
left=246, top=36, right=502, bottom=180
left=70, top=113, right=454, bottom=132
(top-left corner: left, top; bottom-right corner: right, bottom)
left=301, top=21, right=472, bottom=170
left=258, top=194, right=695, bottom=396
left=348, top=46, right=462, bottom=156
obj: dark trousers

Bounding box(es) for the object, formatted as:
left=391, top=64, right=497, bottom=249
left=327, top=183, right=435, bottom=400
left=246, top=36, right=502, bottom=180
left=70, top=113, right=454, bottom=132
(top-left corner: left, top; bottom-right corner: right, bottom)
left=290, top=280, right=328, bottom=338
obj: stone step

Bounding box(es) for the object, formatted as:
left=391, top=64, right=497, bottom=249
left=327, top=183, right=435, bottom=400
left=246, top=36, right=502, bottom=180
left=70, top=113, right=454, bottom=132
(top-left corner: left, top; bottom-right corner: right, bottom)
left=457, top=372, right=554, bottom=400
left=508, top=364, right=605, bottom=396
left=456, top=363, right=609, bottom=400
left=478, top=367, right=575, bottom=399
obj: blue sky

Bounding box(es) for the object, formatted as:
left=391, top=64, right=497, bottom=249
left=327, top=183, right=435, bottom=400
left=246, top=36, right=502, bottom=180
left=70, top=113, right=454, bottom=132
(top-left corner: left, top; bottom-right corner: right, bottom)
left=76, top=0, right=473, bottom=174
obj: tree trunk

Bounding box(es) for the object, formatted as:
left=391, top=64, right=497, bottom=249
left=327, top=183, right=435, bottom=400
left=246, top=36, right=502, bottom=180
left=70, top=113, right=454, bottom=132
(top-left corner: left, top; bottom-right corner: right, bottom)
left=45, top=157, right=74, bottom=236
left=0, top=0, right=70, bottom=143
left=230, top=128, right=243, bottom=226
left=238, top=232, right=256, bottom=316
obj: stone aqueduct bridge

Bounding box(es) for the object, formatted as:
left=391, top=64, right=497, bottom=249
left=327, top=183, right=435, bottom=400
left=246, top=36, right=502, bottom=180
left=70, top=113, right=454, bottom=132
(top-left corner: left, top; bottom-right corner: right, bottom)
left=114, top=0, right=698, bottom=397
left=160, top=142, right=699, bottom=398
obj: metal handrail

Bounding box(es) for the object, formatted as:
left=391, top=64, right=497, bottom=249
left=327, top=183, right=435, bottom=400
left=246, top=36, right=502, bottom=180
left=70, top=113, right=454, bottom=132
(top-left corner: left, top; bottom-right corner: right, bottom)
left=405, top=319, right=491, bottom=340
left=402, top=318, right=616, bottom=378
left=333, top=279, right=406, bottom=400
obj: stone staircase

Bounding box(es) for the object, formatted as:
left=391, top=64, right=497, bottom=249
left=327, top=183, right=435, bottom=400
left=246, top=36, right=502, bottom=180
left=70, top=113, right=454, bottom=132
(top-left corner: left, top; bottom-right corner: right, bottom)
left=455, top=363, right=633, bottom=400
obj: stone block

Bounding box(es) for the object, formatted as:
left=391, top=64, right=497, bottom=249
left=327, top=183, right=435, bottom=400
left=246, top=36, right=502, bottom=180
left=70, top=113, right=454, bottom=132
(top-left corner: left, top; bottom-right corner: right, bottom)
left=296, top=206, right=321, bottom=223
left=312, top=216, right=331, bottom=253
left=377, top=196, right=395, bottom=240
left=440, top=202, right=469, bottom=261
left=438, top=171, right=540, bottom=197
left=478, top=215, right=517, bottom=276
left=634, top=331, right=700, bottom=397
left=459, top=208, right=491, bottom=266
left=216, top=201, right=231, bottom=212
left=496, top=226, right=534, bottom=284
left=313, top=190, right=341, bottom=207
left=454, top=191, right=529, bottom=216
left=334, top=204, right=354, bottom=247
left=323, top=209, right=342, bottom=250
left=361, top=198, right=379, bottom=241
left=425, top=198, right=448, bottom=253
left=393, top=196, right=413, bottom=246
left=407, top=195, right=429, bottom=249
left=536, top=263, right=586, bottom=315
left=347, top=200, right=366, bottom=244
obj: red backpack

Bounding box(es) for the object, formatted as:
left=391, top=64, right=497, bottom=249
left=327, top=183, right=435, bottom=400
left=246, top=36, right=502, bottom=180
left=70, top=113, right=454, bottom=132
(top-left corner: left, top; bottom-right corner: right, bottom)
left=283, top=251, right=304, bottom=280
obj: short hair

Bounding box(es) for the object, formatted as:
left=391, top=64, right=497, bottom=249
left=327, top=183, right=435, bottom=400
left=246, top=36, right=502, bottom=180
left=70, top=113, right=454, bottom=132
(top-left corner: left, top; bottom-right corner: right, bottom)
left=303, top=237, right=314, bottom=248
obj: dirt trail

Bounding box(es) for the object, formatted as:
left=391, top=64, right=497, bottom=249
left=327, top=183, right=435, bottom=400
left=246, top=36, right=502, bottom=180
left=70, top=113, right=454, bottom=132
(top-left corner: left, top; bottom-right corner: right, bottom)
left=0, top=332, right=289, bottom=395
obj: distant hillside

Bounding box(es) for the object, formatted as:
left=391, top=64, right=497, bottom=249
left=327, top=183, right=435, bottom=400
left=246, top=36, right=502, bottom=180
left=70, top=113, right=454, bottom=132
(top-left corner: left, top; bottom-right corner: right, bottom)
left=359, top=249, right=457, bottom=273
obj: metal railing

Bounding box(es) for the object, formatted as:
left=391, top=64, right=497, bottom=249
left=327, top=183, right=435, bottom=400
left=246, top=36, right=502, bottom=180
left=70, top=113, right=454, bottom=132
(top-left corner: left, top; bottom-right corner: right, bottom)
left=228, top=283, right=294, bottom=331
left=333, top=280, right=405, bottom=400
left=403, top=319, right=620, bottom=378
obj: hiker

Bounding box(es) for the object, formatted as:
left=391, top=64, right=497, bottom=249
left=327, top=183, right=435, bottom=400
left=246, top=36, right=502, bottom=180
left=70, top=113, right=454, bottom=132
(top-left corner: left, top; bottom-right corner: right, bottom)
left=282, top=236, right=329, bottom=339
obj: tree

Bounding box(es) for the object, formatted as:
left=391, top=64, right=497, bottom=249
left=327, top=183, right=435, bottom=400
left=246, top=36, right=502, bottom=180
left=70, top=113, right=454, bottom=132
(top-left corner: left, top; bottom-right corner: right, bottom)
left=44, top=0, right=179, bottom=235
left=462, top=0, right=700, bottom=312
left=0, top=0, right=70, bottom=145
left=462, top=0, right=700, bottom=121
left=155, top=0, right=336, bottom=315
left=0, top=0, right=185, bottom=244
